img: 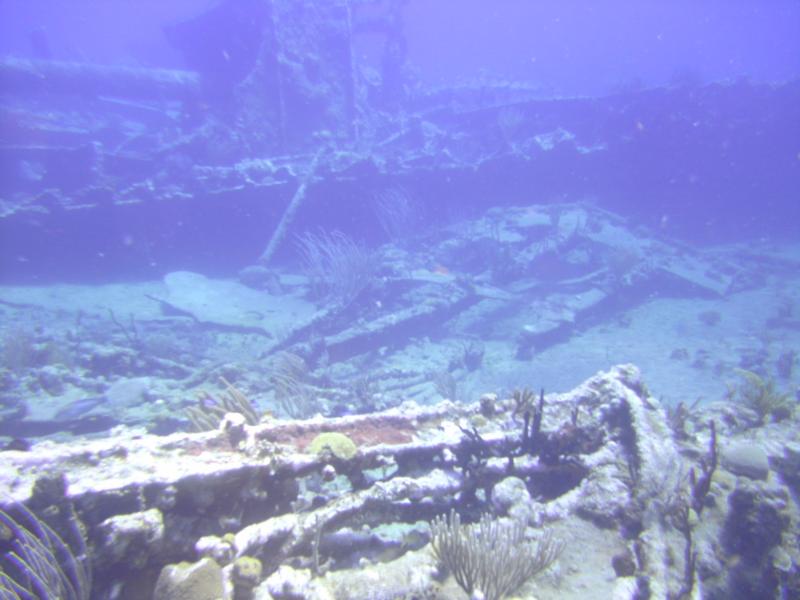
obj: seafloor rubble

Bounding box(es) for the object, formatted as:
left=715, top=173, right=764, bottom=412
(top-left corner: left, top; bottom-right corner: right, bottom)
left=0, top=201, right=797, bottom=443
left=1, top=364, right=798, bottom=599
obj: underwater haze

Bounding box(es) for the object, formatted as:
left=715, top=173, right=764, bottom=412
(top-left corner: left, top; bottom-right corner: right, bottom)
left=0, top=1, right=799, bottom=599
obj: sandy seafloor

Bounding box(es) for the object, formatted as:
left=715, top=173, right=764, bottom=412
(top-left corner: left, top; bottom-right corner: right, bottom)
left=0, top=242, right=798, bottom=600
left=385, top=261, right=800, bottom=413
left=1, top=241, right=798, bottom=429
left=521, top=284, right=799, bottom=405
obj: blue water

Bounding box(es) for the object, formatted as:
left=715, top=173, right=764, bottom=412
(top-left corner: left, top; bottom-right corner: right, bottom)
left=0, top=2, right=799, bottom=599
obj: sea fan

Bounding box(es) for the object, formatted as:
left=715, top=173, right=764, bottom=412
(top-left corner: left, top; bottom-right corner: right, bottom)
left=0, top=501, right=91, bottom=600
left=430, top=509, right=563, bottom=600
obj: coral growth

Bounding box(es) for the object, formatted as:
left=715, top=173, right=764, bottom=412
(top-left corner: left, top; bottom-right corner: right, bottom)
left=429, top=508, right=562, bottom=600
left=727, top=369, right=793, bottom=423
left=0, top=502, right=91, bottom=600
left=185, top=377, right=260, bottom=432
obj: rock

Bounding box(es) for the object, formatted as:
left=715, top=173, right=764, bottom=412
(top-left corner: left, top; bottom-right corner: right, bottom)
left=722, top=483, right=792, bottom=598
left=724, top=485, right=789, bottom=560
left=771, top=442, right=800, bottom=487
left=82, top=342, right=137, bottom=375
left=36, top=365, right=65, bottom=395
left=479, top=393, right=497, bottom=417
left=238, top=265, right=281, bottom=292
left=321, top=464, right=337, bottom=482
left=264, top=565, right=313, bottom=599
left=612, top=548, right=637, bottom=577
left=694, top=537, right=725, bottom=581
left=770, top=547, right=793, bottom=574
left=574, top=461, right=630, bottom=529
left=491, top=476, right=530, bottom=516
left=780, top=442, right=800, bottom=472
left=722, top=442, right=770, bottom=480
left=153, top=557, right=224, bottom=600
left=232, top=556, right=263, bottom=595
left=611, top=576, right=640, bottom=600
left=220, top=412, right=248, bottom=447
left=97, top=508, right=164, bottom=568
left=195, top=535, right=235, bottom=565
left=323, top=549, right=436, bottom=600
left=107, top=376, right=152, bottom=409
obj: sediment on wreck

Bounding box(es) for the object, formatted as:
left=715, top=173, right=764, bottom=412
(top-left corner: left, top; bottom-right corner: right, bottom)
left=1, top=364, right=798, bottom=599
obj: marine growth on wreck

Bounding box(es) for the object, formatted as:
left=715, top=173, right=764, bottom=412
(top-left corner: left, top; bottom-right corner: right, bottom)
left=1, top=1, right=799, bottom=599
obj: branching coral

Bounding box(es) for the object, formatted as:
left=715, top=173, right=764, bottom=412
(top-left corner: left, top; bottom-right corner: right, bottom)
left=185, top=377, right=260, bottom=432
left=512, top=387, right=545, bottom=455
left=295, top=229, right=377, bottom=307
left=268, top=352, right=317, bottom=419
left=690, top=420, right=718, bottom=515
left=727, top=369, right=793, bottom=423
left=429, top=509, right=562, bottom=600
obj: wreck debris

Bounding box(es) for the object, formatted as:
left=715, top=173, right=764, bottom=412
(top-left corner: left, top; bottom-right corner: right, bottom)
left=0, top=55, right=200, bottom=100
left=259, top=147, right=327, bottom=265
left=0, top=354, right=798, bottom=598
